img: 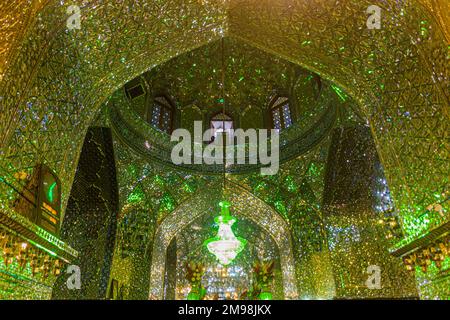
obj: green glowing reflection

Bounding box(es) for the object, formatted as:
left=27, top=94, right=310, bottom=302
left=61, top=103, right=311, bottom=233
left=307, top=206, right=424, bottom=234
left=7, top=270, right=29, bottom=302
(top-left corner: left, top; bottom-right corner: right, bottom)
left=204, top=201, right=247, bottom=266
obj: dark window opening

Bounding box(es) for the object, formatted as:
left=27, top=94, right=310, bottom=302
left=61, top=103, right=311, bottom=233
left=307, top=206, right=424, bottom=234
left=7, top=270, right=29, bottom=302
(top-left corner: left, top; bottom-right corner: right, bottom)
left=150, top=95, right=174, bottom=134
left=126, top=84, right=145, bottom=100
left=210, top=112, right=234, bottom=144
left=270, top=96, right=292, bottom=131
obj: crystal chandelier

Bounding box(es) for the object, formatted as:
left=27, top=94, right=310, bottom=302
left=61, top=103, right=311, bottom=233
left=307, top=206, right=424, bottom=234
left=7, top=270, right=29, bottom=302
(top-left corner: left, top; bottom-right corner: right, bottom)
left=204, top=201, right=247, bottom=266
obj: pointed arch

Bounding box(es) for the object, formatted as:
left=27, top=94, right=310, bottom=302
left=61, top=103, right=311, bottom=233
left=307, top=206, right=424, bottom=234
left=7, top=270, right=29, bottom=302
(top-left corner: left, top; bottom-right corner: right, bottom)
left=149, top=181, right=298, bottom=299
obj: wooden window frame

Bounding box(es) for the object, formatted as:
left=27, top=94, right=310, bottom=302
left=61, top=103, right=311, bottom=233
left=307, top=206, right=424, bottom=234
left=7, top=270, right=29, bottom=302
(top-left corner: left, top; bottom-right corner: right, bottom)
left=209, top=111, right=234, bottom=144
left=125, top=83, right=145, bottom=100
left=150, top=95, right=174, bottom=134
left=269, top=96, right=292, bottom=130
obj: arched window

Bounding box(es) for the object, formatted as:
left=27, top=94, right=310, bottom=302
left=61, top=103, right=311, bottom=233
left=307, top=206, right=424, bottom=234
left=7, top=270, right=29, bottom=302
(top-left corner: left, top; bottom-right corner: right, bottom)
left=149, top=95, right=174, bottom=134
left=269, top=96, right=292, bottom=131
left=210, top=112, right=234, bottom=143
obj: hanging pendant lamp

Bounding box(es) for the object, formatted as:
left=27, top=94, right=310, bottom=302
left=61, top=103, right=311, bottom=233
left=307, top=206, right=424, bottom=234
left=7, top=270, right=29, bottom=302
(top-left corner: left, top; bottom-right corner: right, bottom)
left=204, top=201, right=247, bottom=266
left=204, top=39, right=246, bottom=265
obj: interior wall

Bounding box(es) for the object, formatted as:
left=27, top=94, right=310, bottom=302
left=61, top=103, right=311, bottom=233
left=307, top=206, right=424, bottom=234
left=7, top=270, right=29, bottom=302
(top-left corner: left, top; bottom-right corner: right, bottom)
left=228, top=0, right=449, bottom=240
left=323, top=126, right=418, bottom=298
left=52, top=127, right=119, bottom=299
left=0, top=0, right=448, bottom=300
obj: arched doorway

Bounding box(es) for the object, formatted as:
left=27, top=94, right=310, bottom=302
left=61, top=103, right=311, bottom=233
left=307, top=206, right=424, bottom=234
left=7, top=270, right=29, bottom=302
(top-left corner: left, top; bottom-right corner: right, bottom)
left=149, top=181, right=298, bottom=299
